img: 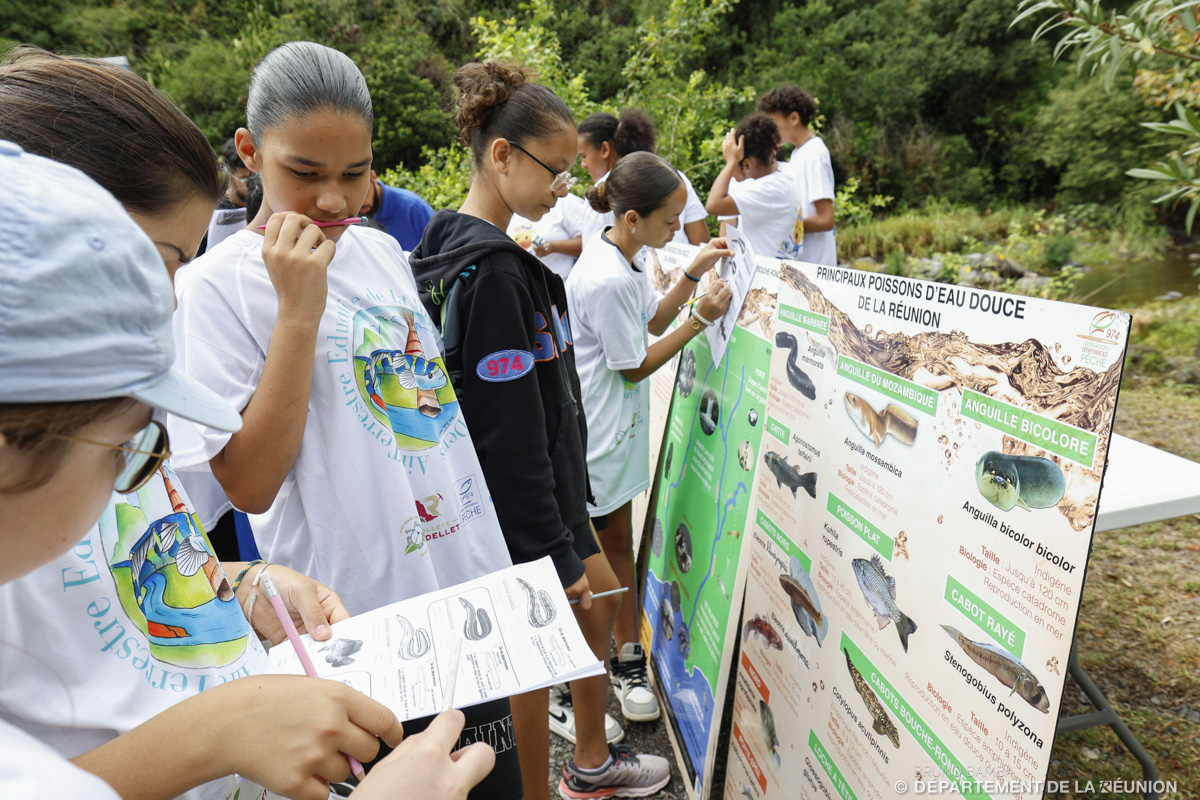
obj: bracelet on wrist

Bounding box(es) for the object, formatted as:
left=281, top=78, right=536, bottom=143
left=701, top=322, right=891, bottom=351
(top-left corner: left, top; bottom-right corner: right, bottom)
left=231, top=559, right=266, bottom=593
left=683, top=271, right=701, bottom=282
left=691, top=308, right=715, bottom=328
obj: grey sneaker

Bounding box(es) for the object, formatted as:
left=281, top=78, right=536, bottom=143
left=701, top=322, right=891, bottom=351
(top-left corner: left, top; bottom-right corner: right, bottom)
left=558, top=743, right=671, bottom=798
left=549, top=684, right=624, bottom=744
left=609, top=643, right=660, bottom=722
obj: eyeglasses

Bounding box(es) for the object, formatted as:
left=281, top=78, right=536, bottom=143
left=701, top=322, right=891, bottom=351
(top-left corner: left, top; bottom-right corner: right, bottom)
left=509, top=141, right=578, bottom=192
left=53, top=419, right=172, bottom=494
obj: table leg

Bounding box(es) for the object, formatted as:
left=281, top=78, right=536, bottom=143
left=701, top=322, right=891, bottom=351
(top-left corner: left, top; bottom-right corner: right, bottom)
left=1056, top=641, right=1160, bottom=800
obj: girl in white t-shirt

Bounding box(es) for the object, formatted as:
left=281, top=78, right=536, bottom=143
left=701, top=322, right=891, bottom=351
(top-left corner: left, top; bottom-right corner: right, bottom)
left=705, top=112, right=803, bottom=260
left=167, top=42, right=518, bottom=800
left=0, top=47, right=494, bottom=800
left=565, top=152, right=732, bottom=719
left=507, top=191, right=588, bottom=280
left=576, top=109, right=711, bottom=247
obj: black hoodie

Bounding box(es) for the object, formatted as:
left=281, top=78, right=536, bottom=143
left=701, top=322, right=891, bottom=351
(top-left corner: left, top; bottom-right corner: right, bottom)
left=410, top=210, right=590, bottom=587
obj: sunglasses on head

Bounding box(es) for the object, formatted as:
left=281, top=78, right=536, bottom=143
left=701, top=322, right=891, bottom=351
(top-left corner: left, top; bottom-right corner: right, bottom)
left=53, top=419, right=172, bottom=494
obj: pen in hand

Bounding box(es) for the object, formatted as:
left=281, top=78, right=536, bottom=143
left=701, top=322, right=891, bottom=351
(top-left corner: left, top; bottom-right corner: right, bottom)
left=259, top=569, right=367, bottom=781
left=442, top=635, right=465, bottom=713
left=569, top=586, right=630, bottom=605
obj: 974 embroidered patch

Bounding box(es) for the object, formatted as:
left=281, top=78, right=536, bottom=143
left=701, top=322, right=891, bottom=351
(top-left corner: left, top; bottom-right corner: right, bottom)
left=476, top=349, right=535, bottom=382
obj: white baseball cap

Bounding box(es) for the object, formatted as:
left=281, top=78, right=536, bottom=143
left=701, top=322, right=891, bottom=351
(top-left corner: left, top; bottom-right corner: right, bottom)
left=0, top=140, right=242, bottom=433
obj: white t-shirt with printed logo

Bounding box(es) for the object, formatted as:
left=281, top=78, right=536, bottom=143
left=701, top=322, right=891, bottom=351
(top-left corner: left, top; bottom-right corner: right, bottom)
left=784, top=135, right=837, bottom=265
left=578, top=169, right=708, bottom=247
left=0, top=720, right=122, bottom=799
left=0, top=464, right=274, bottom=800
left=506, top=192, right=589, bottom=281
left=566, top=232, right=659, bottom=515
left=727, top=168, right=803, bottom=261
left=168, top=227, right=513, bottom=615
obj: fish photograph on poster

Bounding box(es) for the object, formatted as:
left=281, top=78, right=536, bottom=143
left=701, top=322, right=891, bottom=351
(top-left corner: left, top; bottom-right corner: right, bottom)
left=725, top=260, right=1129, bottom=800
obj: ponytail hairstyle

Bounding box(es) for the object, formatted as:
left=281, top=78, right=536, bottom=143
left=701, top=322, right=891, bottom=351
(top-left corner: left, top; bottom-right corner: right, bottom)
left=735, top=112, right=781, bottom=167
left=578, top=108, right=657, bottom=157
left=453, top=61, right=575, bottom=169
left=585, top=151, right=682, bottom=218
left=757, top=84, right=818, bottom=127
left=247, top=41, right=373, bottom=143
left=0, top=47, right=224, bottom=216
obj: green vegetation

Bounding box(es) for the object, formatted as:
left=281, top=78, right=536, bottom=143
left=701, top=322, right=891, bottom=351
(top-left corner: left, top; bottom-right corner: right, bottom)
left=1017, top=0, right=1200, bottom=230
left=3, top=0, right=1190, bottom=219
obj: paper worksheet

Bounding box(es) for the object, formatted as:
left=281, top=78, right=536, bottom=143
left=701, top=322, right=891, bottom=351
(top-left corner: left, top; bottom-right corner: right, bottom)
left=266, top=557, right=605, bottom=720
left=706, top=224, right=761, bottom=368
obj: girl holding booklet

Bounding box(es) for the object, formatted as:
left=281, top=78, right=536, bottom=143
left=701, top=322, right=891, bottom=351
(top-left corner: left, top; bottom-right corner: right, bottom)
left=0, top=49, right=494, bottom=800
left=166, top=41, right=521, bottom=799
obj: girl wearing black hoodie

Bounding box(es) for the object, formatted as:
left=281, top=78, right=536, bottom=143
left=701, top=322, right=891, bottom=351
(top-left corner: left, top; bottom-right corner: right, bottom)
left=410, top=62, right=671, bottom=800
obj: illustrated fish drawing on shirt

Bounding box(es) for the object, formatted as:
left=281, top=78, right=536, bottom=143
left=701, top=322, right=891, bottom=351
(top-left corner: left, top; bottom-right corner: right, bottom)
left=852, top=555, right=918, bottom=652
left=352, top=309, right=460, bottom=448
left=358, top=350, right=446, bottom=416
left=844, top=392, right=917, bottom=447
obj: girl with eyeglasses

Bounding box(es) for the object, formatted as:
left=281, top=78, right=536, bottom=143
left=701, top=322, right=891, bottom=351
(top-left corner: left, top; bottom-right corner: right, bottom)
left=410, top=61, right=672, bottom=800
left=0, top=49, right=493, bottom=800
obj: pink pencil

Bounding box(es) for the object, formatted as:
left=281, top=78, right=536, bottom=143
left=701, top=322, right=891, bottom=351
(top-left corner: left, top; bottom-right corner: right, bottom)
left=259, top=570, right=366, bottom=781
left=255, top=217, right=362, bottom=230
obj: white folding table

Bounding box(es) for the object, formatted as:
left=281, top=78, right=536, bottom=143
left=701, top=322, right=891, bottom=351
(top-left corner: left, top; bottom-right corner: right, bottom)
left=1060, top=433, right=1200, bottom=799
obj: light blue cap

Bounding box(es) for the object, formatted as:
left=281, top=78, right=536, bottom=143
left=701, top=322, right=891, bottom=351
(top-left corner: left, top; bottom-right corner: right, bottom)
left=0, top=140, right=242, bottom=433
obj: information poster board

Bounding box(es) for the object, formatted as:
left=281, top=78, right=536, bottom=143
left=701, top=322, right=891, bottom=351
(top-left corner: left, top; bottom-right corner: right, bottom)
left=642, top=256, right=782, bottom=798
left=630, top=243, right=706, bottom=552
left=724, top=262, right=1129, bottom=800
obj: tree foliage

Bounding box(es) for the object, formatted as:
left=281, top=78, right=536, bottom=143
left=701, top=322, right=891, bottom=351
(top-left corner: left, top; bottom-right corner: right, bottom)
left=3, top=0, right=1190, bottom=220
left=1015, top=0, right=1200, bottom=229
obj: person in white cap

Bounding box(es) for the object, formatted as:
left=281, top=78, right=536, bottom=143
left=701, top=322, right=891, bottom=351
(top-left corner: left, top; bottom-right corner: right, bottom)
left=0, top=49, right=496, bottom=800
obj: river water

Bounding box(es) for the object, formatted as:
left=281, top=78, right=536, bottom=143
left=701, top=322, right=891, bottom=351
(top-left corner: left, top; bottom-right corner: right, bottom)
left=1072, top=245, right=1200, bottom=309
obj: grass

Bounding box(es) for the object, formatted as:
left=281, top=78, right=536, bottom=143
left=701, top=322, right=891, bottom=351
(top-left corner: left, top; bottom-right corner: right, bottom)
left=837, top=203, right=1038, bottom=261
left=836, top=201, right=1171, bottom=265
left=1129, top=297, right=1200, bottom=363
left=1045, top=385, right=1200, bottom=798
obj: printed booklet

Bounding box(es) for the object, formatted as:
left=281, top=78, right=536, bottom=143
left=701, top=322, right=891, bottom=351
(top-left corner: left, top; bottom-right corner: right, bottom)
left=267, top=557, right=605, bottom=719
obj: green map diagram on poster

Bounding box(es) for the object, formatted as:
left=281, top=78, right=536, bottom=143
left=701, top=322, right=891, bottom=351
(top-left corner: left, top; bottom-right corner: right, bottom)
left=642, top=255, right=780, bottom=796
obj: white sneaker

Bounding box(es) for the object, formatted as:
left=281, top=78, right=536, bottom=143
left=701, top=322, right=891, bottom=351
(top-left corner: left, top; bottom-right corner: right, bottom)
left=549, top=684, right=624, bottom=744
left=609, top=643, right=660, bottom=722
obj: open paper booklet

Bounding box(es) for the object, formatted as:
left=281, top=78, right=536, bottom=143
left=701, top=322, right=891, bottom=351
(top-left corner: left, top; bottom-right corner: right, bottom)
left=266, top=557, right=605, bottom=721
